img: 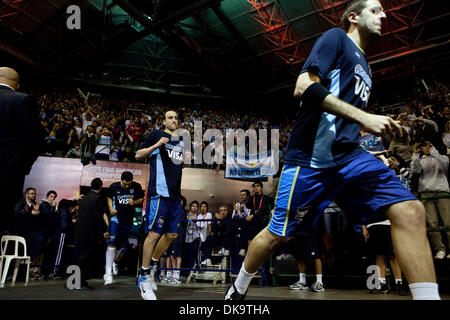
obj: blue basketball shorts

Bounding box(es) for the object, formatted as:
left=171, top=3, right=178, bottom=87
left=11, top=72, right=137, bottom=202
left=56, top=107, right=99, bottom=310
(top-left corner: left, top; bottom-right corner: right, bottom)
left=108, top=220, right=131, bottom=248
left=145, top=195, right=184, bottom=235
left=268, top=151, right=417, bottom=238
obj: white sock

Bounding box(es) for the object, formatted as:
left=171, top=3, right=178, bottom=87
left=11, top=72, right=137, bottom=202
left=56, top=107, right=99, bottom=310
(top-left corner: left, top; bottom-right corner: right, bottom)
left=105, top=247, right=115, bottom=274
left=234, top=263, right=256, bottom=294
left=395, top=278, right=402, bottom=285
left=160, top=270, right=166, bottom=277
left=409, top=282, right=441, bottom=300
left=316, top=274, right=323, bottom=284
left=299, top=273, right=306, bottom=284
left=115, top=249, right=120, bottom=260
left=166, top=270, right=172, bottom=279
left=379, top=277, right=386, bottom=284
left=173, top=270, right=180, bottom=280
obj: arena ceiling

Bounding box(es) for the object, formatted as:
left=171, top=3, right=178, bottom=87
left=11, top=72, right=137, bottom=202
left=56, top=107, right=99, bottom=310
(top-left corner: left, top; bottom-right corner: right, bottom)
left=0, top=0, right=449, bottom=99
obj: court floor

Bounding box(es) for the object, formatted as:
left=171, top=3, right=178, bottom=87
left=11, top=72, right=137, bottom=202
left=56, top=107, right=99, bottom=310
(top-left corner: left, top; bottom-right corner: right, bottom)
left=0, top=276, right=448, bottom=300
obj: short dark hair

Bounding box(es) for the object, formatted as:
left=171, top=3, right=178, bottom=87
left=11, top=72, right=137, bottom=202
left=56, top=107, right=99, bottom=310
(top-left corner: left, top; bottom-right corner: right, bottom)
left=190, top=200, right=199, bottom=208
left=121, top=171, right=133, bottom=182
left=240, top=189, right=250, bottom=197
left=200, top=201, right=208, bottom=210
left=25, top=187, right=36, bottom=194
left=46, top=190, right=57, bottom=198
left=341, top=0, right=369, bottom=31
left=252, top=181, right=263, bottom=188
left=58, top=199, right=78, bottom=210
left=91, top=178, right=103, bottom=190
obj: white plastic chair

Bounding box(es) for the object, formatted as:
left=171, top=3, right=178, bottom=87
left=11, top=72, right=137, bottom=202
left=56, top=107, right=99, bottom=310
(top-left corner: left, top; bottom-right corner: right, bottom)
left=0, top=235, right=31, bottom=287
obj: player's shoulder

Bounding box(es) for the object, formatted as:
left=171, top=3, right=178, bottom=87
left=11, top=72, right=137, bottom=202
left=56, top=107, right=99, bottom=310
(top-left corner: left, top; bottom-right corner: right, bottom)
left=131, top=181, right=143, bottom=188
left=319, top=27, right=346, bottom=42
left=324, top=27, right=346, bottom=36
left=109, top=181, right=121, bottom=189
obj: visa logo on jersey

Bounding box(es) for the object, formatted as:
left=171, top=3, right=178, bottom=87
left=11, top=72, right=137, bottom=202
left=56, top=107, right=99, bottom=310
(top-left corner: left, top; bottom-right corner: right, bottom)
left=167, top=149, right=184, bottom=161
left=117, top=195, right=132, bottom=205
left=354, top=64, right=372, bottom=102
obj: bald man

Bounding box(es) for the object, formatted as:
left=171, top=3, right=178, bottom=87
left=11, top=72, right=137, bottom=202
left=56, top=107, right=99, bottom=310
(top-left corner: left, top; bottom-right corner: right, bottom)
left=0, top=67, right=44, bottom=237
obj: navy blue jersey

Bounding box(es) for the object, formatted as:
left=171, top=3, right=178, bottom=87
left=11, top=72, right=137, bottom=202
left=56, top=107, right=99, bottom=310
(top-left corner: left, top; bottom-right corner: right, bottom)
left=285, top=28, right=372, bottom=168
left=140, top=130, right=184, bottom=199
left=108, top=181, right=144, bottom=226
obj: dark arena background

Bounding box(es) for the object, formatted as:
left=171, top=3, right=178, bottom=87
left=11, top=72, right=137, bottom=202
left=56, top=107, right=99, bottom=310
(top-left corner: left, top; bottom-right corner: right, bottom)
left=0, top=0, right=449, bottom=311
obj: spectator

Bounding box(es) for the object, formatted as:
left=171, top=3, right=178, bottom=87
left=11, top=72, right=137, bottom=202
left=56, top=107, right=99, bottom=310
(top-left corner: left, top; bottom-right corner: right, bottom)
left=443, top=120, right=450, bottom=156
left=28, top=190, right=57, bottom=277
left=118, top=145, right=136, bottom=162
left=95, top=127, right=113, bottom=161
left=286, top=213, right=325, bottom=293
left=246, top=181, right=271, bottom=245
left=66, top=143, right=81, bottom=158
left=109, top=140, right=121, bottom=162
left=230, top=189, right=251, bottom=257
left=80, top=124, right=98, bottom=166
left=388, top=127, right=412, bottom=166
left=11, top=188, right=43, bottom=279
left=410, top=141, right=450, bottom=259
left=42, top=198, right=78, bottom=279
left=184, top=201, right=203, bottom=269
left=126, top=117, right=144, bottom=146
left=198, top=201, right=213, bottom=266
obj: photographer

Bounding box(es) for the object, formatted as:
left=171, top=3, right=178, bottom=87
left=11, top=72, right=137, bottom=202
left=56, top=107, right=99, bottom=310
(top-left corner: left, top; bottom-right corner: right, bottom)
left=411, top=141, right=450, bottom=260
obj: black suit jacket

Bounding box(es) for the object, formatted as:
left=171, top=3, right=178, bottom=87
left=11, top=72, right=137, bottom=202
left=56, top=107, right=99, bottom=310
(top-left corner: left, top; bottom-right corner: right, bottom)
left=75, top=191, right=108, bottom=242
left=0, top=85, right=44, bottom=176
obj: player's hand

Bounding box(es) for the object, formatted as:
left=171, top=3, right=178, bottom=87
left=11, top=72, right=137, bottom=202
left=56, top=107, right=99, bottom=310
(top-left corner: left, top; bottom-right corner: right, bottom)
left=361, top=114, right=402, bottom=137
left=156, top=137, right=169, bottom=147
left=110, top=208, right=118, bottom=216
left=246, top=215, right=253, bottom=222
left=103, top=232, right=109, bottom=239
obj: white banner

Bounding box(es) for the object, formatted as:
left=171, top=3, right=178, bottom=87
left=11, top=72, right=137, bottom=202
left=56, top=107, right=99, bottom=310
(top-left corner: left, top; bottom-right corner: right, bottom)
left=225, top=151, right=277, bottom=179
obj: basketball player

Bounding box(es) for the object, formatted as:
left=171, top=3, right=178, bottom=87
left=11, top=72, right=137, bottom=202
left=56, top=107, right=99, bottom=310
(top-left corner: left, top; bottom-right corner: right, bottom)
left=135, top=110, right=187, bottom=300
left=225, top=0, right=439, bottom=300
left=104, top=171, right=144, bottom=285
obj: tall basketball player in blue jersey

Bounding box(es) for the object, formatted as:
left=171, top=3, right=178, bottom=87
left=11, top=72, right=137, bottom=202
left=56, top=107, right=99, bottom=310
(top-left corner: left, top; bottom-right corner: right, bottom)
left=226, top=0, right=440, bottom=300
left=135, top=110, right=186, bottom=300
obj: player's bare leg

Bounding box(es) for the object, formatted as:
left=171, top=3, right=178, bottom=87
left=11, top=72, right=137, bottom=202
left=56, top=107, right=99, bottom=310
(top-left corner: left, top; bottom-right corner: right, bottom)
left=386, top=200, right=439, bottom=299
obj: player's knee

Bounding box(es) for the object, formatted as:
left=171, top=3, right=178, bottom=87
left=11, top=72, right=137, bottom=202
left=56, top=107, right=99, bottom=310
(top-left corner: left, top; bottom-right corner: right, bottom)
left=166, top=233, right=178, bottom=240
left=388, top=200, right=426, bottom=229
left=265, top=229, right=289, bottom=247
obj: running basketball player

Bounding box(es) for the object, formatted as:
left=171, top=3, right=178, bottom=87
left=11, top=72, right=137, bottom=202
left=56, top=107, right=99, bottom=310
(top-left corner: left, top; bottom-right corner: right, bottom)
left=104, top=171, right=144, bottom=285
left=225, top=0, right=440, bottom=300
left=135, top=110, right=187, bottom=300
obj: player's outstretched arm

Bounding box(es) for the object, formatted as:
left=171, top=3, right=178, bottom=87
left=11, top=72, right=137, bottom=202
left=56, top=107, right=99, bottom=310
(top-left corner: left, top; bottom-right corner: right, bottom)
left=294, top=72, right=402, bottom=137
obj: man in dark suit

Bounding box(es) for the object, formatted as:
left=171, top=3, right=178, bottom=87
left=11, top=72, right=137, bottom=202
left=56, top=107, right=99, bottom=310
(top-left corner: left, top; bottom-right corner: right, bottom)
left=74, top=178, right=109, bottom=290
left=0, top=67, right=44, bottom=237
